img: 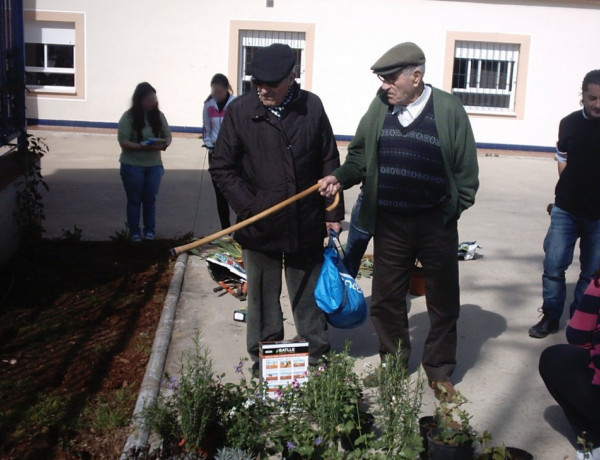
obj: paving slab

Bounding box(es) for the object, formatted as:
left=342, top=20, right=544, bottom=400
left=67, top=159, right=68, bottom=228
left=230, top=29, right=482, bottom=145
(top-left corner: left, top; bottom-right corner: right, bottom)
left=37, top=128, right=578, bottom=459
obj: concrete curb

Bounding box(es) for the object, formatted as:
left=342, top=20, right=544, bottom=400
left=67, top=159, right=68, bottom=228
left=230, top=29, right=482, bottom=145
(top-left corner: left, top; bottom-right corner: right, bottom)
left=120, top=252, right=188, bottom=459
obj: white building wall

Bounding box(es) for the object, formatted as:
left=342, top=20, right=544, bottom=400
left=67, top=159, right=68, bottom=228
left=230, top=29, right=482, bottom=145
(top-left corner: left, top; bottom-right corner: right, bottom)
left=24, top=0, right=600, bottom=148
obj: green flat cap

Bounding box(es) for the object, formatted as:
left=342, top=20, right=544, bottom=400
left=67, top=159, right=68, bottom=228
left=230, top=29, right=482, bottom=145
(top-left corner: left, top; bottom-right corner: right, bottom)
left=371, top=42, right=426, bottom=75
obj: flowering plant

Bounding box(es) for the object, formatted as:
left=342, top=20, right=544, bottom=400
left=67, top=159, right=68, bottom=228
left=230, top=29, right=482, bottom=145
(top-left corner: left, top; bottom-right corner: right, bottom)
left=142, top=334, right=225, bottom=457
left=142, top=340, right=429, bottom=459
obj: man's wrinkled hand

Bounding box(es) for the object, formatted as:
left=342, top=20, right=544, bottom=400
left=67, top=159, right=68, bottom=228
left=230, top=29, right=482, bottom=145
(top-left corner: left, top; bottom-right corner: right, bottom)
left=319, top=176, right=341, bottom=197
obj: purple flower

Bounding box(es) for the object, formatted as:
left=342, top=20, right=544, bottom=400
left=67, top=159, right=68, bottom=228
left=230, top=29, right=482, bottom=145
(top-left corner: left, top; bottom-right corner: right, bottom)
left=286, top=441, right=296, bottom=451
left=234, top=360, right=244, bottom=374
left=274, top=389, right=284, bottom=400
left=163, top=376, right=178, bottom=390
left=291, top=379, right=301, bottom=391
left=315, top=436, right=323, bottom=446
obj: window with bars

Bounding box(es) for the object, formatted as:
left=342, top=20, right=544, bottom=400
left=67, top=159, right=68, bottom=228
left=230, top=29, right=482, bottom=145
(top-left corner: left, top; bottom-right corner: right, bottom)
left=24, top=20, right=76, bottom=92
left=238, top=30, right=306, bottom=95
left=451, top=41, right=520, bottom=113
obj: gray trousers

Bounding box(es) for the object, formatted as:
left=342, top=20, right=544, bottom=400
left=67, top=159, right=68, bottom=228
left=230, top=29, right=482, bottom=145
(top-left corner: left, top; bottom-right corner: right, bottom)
left=371, top=207, right=460, bottom=382
left=243, top=248, right=329, bottom=365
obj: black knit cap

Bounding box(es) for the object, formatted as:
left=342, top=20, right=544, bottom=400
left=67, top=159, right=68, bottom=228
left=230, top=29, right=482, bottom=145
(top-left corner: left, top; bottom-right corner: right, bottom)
left=251, top=43, right=296, bottom=84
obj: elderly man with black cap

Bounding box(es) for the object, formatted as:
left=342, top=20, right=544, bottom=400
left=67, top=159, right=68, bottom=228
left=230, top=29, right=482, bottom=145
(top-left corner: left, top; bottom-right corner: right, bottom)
left=210, top=43, right=344, bottom=373
left=320, top=42, right=479, bottom=399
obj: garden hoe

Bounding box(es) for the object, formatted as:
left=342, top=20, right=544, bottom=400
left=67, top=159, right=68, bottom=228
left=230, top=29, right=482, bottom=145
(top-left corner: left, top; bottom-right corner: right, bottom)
left=169, top=182, right=340, bottom=257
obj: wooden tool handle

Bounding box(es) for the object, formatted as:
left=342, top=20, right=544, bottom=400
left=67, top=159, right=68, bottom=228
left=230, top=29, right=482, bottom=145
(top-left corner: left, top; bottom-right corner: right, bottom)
left=169, top=183, right=340, bottom=256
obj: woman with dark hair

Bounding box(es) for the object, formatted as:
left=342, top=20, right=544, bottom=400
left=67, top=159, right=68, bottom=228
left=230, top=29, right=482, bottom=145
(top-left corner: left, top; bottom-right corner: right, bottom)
left=118, top=82, right=171, bottom=242
left=203, top=73, right=235, bottom=229
left=539, top=270, right=600, bottom=459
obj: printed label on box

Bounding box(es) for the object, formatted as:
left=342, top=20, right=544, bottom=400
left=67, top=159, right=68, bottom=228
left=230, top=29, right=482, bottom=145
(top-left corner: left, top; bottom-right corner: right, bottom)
left=259, top=340, right=309, bottom=397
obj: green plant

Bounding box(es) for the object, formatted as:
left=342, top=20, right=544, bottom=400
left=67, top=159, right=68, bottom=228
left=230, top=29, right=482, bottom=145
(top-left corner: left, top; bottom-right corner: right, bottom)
left=191, top=235, right=243, bottom=259
left=143, top=333, right=224, bottom=455
left=220, top=360, right=274, bottom=455
left=577, top=433, right=595, bottom=459
left=431, top=389, right=478, bottom=447
left=57, top=225, right=83, bottom=242
left=12, top=393, right=68, bottom=437
left=14, top=134, right=49, bottom=247
left=376, top=350, right=425, bottom=458
left=478, top=431, right=512, bottom=459
left=215, top=447, right=255, bottom=460
left=304, top=345, right=362, bottom=439
left=174, top=231, right=196, bottom=246
left=110, top=226, right=131, bottom=242
left=85, top=387, right=135, bottom=431
left=134, top=331, right=153, bottom=355
left=175, top=336, right=223, bottom=450
left=223, top=346, right=367, bottom=459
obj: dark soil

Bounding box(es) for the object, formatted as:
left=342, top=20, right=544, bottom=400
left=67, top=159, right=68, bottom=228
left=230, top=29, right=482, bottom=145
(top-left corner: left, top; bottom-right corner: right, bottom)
left=0, top=239, right=176, bottom=459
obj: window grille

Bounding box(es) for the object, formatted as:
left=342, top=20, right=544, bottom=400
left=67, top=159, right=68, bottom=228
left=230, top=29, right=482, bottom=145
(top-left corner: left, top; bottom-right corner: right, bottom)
left=238, top=30, right=306, bottom=95
left=452, top=40, right=520, bottom=113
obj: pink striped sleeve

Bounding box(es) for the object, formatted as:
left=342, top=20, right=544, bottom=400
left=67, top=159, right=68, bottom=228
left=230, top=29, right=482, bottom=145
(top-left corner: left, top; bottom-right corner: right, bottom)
left=570, top=311, right=599, bottom=331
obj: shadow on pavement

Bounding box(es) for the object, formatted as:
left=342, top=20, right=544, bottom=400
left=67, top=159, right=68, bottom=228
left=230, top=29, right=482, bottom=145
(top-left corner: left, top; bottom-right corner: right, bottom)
left=42, top=168, right=222, bottom=241
left=544, top=405, right=576, bottom=447
left=407, top=303, right=507, bottom=381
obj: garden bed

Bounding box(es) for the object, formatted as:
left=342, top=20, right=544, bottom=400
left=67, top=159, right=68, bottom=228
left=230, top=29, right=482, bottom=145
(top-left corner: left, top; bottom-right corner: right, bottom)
left=0, top=239, right=175, bottom=458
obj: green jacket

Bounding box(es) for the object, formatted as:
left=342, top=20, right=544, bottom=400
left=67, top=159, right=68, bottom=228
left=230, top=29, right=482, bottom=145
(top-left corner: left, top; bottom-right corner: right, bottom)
left=334, top=86, right=479, bottom=233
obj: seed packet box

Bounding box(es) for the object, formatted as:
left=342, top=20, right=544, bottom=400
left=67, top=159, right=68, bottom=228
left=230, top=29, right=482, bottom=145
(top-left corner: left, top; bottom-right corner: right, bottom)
left=259, top=340, right=309, bottom=397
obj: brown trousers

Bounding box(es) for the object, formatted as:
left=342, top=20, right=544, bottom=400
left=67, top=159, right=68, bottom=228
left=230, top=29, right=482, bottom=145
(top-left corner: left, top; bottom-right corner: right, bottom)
left=371, top=207, right=459, bottom=382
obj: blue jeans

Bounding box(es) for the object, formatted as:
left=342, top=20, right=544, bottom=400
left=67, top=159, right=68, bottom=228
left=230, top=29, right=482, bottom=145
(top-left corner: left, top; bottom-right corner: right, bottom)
left=344, top=190, right=372, bottom=278
left=120, top=164, right=164, bottom=235
left=542, top=205, right=600, bottom=320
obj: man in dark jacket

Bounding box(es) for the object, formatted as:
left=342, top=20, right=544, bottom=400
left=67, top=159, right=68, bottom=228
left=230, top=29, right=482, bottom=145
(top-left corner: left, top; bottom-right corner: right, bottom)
left=210, top=44, right=344, bottom=370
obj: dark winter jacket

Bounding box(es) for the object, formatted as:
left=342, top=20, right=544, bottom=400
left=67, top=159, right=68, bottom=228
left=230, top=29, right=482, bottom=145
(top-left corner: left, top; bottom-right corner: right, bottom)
left=209, top=83, right=344, bottom=253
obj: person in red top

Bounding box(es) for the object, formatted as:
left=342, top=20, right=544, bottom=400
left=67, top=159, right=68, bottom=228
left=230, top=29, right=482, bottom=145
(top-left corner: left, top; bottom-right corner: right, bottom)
left=539, top=270, right=600, bottom=459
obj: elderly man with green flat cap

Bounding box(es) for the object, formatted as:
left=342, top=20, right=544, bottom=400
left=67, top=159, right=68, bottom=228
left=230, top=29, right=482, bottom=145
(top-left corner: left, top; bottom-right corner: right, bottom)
left=320, top=42, right=479, bottom=400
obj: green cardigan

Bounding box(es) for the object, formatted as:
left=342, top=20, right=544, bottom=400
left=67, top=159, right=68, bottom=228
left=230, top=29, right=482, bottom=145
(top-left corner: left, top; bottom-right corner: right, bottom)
left=334, top=86, right=479, bottom=233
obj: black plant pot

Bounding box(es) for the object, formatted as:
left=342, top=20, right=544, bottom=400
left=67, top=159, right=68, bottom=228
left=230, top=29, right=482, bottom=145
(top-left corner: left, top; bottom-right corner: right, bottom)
left=506, top=447, right=534, bottom=460
left=340, top=411, right=375, bottom=450
left=427, top=428, right=474, bottom=460
left=419, top=416, right=438, bottom=460
left=479, top=446, right=534, bottom=460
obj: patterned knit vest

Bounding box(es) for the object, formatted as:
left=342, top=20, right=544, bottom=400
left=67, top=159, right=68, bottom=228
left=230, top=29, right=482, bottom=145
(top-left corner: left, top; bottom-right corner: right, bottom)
left=377, top=96, right=446, bottom=213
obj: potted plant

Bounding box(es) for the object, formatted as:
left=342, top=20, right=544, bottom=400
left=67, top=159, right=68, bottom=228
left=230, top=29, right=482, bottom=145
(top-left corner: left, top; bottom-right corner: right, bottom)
left=478, top=432, right=534, bottom=460
left=409, top=259, right=425, bottom=296
left=419, top=415, right=438, bottom=459
left=427, top=390, right=477, bottom=460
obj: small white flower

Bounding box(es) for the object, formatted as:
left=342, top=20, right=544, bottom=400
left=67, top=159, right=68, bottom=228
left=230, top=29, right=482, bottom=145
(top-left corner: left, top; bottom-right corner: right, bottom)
left=228, top=407, right=237, bottom=418
left=243, top=399, right=254, bottom=409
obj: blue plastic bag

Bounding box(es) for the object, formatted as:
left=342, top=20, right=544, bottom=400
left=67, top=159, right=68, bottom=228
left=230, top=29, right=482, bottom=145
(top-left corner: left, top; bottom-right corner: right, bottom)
left=314, top=231, right=367, bottom=329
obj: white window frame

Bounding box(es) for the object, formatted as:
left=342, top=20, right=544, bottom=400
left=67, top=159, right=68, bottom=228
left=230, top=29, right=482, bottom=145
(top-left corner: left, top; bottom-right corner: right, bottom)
left=25, top=20, right=76, bottom=94
left=452, top=41, right=520, bottom=115
left=237, top=30, right=306, bottom=95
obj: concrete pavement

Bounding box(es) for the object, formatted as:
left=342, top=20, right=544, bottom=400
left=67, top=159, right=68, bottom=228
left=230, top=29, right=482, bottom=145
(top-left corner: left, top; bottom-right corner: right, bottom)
left=37, top=128, right=578, bottom=459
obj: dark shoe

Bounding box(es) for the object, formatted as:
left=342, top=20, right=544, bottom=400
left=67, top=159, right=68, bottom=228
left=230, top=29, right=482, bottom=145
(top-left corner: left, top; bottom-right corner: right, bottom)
left=528, top=313, right=559, bottom=338
left=429, top=380, right=457, bottom=402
